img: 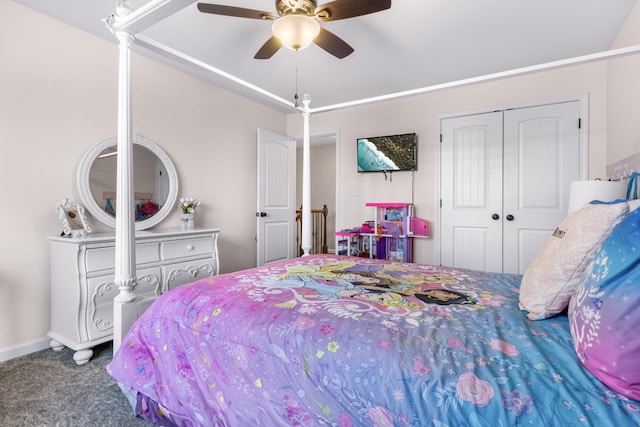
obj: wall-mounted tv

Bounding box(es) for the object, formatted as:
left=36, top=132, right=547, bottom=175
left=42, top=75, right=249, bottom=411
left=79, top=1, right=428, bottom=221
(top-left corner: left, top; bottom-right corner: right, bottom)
left=357, top=132, right=417, bottom=173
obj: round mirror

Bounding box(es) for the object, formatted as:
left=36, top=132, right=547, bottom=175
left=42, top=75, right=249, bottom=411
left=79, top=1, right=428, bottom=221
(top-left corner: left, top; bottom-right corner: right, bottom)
left=77, top=134, right=178, bottom=231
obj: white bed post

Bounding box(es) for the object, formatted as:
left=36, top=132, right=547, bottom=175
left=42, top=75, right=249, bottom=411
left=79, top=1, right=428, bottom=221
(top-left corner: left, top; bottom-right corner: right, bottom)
left=112, top=30, right=138, bottom=353
left=301, top=95, right=312, bottom=256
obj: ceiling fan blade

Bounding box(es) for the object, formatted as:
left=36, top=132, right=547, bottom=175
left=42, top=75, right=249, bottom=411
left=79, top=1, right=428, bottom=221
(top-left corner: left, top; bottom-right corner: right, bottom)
left=314, top=0, right=391, bottom=22
left=197, top=3, right=276, bottom=20
left=254, top=36, right=283, bottom=59
left=313, top=27, right=354, bottom=59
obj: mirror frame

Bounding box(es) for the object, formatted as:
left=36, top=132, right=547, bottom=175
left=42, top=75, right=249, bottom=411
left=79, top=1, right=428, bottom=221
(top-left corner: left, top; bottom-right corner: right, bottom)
left=77, top=134, right=179, bottom=231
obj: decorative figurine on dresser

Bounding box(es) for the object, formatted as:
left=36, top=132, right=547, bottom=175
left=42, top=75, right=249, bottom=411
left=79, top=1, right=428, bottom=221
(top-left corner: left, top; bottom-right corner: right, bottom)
left=49, top=135, right=221, bottom=365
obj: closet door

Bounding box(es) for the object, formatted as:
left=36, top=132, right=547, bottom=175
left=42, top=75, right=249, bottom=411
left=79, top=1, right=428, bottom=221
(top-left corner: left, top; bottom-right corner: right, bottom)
left=502, top=102, right=580, bottom=274
left=440, top=101, right=581, bottom=274
left=440, top=111, right=504, bottom=272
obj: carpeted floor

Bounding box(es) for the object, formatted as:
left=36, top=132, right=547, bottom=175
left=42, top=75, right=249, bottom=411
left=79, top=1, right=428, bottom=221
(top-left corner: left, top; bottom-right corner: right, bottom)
left=0, top=342, right=153, bottom=426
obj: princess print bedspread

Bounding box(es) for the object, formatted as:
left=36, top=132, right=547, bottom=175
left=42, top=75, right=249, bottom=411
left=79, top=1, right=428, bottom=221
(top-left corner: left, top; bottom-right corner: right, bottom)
left=108, top=255, right=640, bottom=426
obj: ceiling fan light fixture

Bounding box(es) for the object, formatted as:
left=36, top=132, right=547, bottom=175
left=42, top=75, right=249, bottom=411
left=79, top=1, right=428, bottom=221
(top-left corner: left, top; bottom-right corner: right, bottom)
left=272, top=15, right=320, bottom=51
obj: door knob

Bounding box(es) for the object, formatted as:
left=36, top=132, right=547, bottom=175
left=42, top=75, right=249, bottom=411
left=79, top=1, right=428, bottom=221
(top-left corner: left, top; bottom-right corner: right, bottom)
left=256, top=212, right=267, bottom=217
left=491, top=213, right=500, bottom=220
left=506, top=214, right=515, bottom=221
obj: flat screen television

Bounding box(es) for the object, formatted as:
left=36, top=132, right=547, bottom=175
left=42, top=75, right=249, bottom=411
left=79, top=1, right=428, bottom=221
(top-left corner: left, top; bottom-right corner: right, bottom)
left=357, top=132, right=417, bottom=172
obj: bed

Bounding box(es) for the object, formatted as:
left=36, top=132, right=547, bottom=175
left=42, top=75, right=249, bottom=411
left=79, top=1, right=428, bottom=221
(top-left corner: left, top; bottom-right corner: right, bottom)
left=108, top=199, right=640, bottom=426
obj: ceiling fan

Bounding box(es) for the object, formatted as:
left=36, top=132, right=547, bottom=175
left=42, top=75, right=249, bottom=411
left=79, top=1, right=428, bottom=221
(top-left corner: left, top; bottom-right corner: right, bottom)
left=196, top=0, right=392, bottom=59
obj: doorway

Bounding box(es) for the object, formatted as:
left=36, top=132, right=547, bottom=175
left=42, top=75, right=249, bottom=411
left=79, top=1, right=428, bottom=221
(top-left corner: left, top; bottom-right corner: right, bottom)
left=257, top=129, right=340, bottom=266
left=295, top=133, right=338, bottom=254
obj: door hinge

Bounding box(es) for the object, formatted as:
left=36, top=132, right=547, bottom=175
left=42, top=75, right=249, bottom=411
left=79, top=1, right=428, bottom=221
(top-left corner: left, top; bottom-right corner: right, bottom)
left=578, top=118, right=581, bottom=129
left=440, top=134, right=443, bottom=143
left=440, top=199, right=442, bottom=208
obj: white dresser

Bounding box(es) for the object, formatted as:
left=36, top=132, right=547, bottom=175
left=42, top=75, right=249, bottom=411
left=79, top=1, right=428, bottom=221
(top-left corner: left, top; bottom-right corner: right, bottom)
left=48, top=228, right=220, bottom=364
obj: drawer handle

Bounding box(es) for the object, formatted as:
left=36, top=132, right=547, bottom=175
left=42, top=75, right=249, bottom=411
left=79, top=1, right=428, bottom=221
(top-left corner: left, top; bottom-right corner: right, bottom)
left=187, top=245, right=195, bottom=251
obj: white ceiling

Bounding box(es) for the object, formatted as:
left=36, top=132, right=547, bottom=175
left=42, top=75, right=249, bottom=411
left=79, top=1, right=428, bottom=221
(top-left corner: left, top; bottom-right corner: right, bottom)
left=14, top=0, right=638, bottom=113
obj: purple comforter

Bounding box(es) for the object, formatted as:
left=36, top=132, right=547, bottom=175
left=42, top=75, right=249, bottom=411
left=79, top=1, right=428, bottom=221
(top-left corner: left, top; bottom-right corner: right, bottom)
left=108, top=255, right=640, bottom=426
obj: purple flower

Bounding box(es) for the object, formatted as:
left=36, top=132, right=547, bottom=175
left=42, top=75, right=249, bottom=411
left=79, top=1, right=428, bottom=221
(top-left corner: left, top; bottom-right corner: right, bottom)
left=318, top=323, right=337, bottom=335
left=501, top=389, right=534, bottom=417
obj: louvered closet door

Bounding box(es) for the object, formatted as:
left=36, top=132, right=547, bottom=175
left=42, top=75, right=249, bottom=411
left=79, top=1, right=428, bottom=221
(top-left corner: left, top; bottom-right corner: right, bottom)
left=502, top=102, right=580, bottom=274
left=440, top=101, right=581, bottom=274
left=440, top=111, right=504, bottom=273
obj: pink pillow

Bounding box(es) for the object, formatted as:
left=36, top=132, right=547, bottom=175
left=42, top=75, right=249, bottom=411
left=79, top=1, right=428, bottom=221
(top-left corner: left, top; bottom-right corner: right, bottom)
left=519, top=202, right=628, bottom=320
left=568, top=207, right=640, bottom=400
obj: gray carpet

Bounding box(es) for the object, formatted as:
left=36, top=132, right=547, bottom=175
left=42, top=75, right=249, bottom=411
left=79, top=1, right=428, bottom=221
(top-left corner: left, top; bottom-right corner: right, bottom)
left=0, top=342, right=153, bottom=426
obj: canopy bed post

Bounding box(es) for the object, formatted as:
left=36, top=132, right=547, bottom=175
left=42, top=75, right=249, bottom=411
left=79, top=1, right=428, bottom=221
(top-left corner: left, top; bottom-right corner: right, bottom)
left=112, top=30, right=138, bottom=353
left=105, top=1, right=199, bottom=353
left=301, top=95, right=312, bottom=256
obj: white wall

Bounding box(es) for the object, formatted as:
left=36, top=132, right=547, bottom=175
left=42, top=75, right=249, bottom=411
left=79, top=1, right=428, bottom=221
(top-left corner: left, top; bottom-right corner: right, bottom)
left=607, top=1, right=640, bottom=163
left=0, top=2, right=286, bottom=356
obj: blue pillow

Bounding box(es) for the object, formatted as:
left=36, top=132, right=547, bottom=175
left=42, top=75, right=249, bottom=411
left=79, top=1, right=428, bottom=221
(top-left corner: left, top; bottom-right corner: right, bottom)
left=568, top=206, right=640, bottom=400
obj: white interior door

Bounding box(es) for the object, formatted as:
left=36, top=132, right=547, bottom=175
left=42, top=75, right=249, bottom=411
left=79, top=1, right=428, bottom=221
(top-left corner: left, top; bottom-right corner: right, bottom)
left=155, top=158, right=168, bottom=209
left=440, top=101, right=582, bottom=274
left=440, top=111, right=504, bottom=272
left=257, top=129, right=296, bottom=266
left=502, top=101, right=581, bottom=274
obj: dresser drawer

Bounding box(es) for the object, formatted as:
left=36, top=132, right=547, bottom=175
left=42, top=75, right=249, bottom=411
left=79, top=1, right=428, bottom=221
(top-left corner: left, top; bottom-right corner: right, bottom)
left=84, top=247, right=114, bottom=272
left=85, top=242, right=160, bottom=272
left=161, top=237, right=213, bottom=260
left=86, top=267, right=161, bottom=309
left=85, top=266, right=161, bottom=341
left=162, top=260, right=216, bottom=291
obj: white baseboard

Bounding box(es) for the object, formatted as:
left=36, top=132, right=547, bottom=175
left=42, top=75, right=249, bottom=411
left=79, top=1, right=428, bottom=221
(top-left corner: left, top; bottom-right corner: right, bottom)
left=0, top=337, right=51, bottom=363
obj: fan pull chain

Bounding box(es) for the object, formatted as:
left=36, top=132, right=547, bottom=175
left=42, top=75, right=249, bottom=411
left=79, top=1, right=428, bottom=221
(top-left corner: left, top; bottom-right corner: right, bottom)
left=294, top=51, right=299, bottom=108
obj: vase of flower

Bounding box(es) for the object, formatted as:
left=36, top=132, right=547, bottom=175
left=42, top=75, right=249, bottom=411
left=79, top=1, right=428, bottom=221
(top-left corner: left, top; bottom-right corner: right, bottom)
left=179, top=197, right=200, bottom=230
left=180, top=213, right=194, bottom=229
